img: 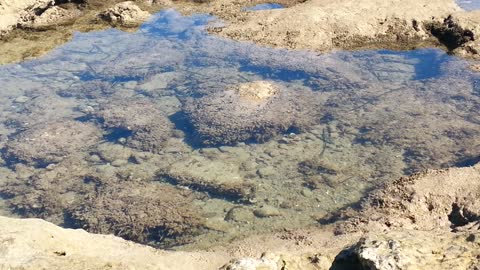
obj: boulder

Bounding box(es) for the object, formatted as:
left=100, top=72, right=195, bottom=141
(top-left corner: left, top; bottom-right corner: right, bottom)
left=184, top=81, right=320, bottom=146
left=98, top=1, right=150, bottom=26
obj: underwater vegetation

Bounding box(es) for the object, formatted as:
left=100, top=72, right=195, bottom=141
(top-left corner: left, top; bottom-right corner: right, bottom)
left=0, top=10, right=479, bottom=249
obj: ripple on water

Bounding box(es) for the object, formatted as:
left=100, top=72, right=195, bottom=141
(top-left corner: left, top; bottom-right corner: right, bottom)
left=0, top=9, right=479, bottom=250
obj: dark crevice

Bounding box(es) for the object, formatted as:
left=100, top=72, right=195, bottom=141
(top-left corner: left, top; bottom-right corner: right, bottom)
left=425, top=15, right=475, bottom=51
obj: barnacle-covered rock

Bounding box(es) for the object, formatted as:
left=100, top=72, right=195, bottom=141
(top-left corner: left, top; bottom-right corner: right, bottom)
left=183, top=81, right=320, bottom=146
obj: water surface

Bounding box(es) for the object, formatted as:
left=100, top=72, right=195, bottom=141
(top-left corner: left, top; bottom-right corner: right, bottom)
left=0, top=10, right=479, bottom=249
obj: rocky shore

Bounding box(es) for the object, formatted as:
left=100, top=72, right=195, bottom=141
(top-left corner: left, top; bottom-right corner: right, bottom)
left=1, top=0, right=479, bottom=64
left=1, top=163, right=479, bottom=269
left=1, top=0, right=479, bottom=269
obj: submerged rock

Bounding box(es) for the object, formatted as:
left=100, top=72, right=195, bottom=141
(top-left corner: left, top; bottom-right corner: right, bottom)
left=70, top=180, right=205, bottom=246
left=184, top=81, right=320, bottom=146
left=0, top=156, right=96, bottom=224
left=95, top=100, right=173, bottom=153
left=4, top=120, right=101, bottom=166
left=160, top=156, right=254, bottom=200
left=98, top=1, right=150, bottom=26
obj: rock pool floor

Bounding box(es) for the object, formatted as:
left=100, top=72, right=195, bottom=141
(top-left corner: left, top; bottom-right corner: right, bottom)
left=0, top=10, right=479, bottom=250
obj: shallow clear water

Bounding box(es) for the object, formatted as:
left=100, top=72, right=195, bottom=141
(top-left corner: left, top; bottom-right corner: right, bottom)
left=244, top=3, right=284, bottom=11
left=457, top=0, right=480, bottom=10
left=0, top=10, right=479, bottom=249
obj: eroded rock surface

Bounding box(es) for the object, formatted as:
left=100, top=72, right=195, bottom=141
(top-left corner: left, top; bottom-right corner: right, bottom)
left=160, top=156, right=254, bottom=200
left=333, top=164, right=480, bottom=234
left=98, top=1, right=150, bottom=26
left=353, top=229, right=480, bottom=270
left=212, top=0, right=479, bottom=59
left=184, top=81, right=320, bottom=146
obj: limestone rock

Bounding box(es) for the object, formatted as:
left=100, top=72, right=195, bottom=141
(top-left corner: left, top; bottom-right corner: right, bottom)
left=160, top=156, right=254, bottom=200
left=0, top=216, right=226, bottom=270
left=354, top=229, right=480, bottom=270
left=98, top=1, right=150, bottom=26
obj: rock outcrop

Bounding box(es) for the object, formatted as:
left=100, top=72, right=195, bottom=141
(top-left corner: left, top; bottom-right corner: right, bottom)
left=183, top=81, right=320, bottom=146
left=212, top=0, right=480, bottom=59
left=353, top=229, right=480, bottom=270
left=98, top=1, right=150, bottom=26
left=0, top=216, right=227, bottom=270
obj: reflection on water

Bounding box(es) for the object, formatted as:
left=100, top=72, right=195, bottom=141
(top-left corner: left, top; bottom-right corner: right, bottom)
left=244, top=3, right=284, bottom=11
left=0, top=10, right=479, bottom=249
left=457, top=0, right=480, bottom=10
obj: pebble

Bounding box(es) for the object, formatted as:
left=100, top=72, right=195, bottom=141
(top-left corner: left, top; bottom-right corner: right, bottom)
left=87, top=154, right=102, bottom=163
left=14, top=96, right=29, bottom=103
left=254, top=205, right=281, bottom=218
left=111, top=159, right=128, bottom=167
left=45, top=164, right=56, bottom=171
left=301, top=188, right=313, bottom=198
left=225, top=207, right=255, bottom=223
left=77, top=104, right=95, bottom=114
left=257, top=166, right=275, bottom=178
left=205, top=218, right=234, bottom=233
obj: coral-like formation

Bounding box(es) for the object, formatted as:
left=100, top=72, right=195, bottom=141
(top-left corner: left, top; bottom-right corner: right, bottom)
left=95, top=100, right=173, bottom=153
left=4, top=120, right=101, bottom=166
left=183, top=81, right=320, bottom=146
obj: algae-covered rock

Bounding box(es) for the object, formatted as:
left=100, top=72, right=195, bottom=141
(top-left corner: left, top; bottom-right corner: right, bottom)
left=96, top=99, right=173, bottom=153
left=70, top=180, right=205, bottom=246
left=160, top=156, right=254, bottom=200
left=0, top=156, right=96, bottom=224
left=184, top=81, right=320, bottom=146
left=4, top=120, right=101, bottom=166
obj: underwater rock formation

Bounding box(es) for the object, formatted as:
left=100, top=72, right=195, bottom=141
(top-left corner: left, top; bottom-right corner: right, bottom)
left=57, top=80, right=115, bottom=99
left=183, top=81, right=320, bottom=146
left=0, top=157, right=97, bottom=224
left=70, top=180, right=205, bottom=246
left=95, top=100, right=173, bottom=153
left=160, top=156, right=254, bottom=200
left=4, top=120, right=101, bottom=166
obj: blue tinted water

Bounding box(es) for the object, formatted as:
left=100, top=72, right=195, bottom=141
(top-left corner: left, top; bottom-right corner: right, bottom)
left=0, top=9, right=479, bottom=249
left=244, top=3, right=284, bottom=11
left=457, top=0, right=480, bottom=10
